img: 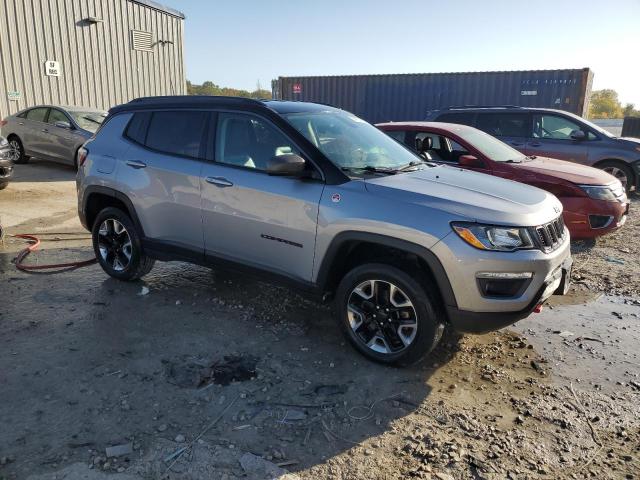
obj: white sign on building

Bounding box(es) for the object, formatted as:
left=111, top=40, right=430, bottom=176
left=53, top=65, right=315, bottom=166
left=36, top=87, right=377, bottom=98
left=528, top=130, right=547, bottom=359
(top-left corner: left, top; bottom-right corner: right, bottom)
left=44, top=60, right=61, bottom=77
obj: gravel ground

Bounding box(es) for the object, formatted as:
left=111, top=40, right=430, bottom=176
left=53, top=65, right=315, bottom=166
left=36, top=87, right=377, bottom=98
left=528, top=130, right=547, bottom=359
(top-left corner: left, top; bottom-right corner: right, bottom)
left=0, top=162, right=638, bottom=480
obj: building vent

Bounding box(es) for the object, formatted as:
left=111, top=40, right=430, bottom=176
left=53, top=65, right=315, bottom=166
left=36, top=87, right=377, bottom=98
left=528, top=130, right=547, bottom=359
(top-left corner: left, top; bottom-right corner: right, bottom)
left=131, top=30, right=153, bottom=52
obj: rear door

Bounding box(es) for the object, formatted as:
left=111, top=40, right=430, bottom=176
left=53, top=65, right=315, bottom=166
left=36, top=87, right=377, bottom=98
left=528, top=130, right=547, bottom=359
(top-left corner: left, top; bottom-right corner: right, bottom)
left=525, top=113, right=589, bottom=163
left=43, top=108, right=79, bottom=164
left=200, top=111, right=324, bottom=282
left=475, top=112, right=529, bottom=151
left=22, top=107, right=50, bottom=157
left=118, top=110, right=208, bottom=253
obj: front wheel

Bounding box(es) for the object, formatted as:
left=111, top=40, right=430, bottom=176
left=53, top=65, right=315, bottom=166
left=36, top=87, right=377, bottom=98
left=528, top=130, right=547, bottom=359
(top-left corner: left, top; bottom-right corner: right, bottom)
left=8, top=137, right=28, bottom=164
left=335, top=263, right=445, bottom=365
left=598, top=161, right=634, bottom=193
left=92, top=207, right=154, bottom=281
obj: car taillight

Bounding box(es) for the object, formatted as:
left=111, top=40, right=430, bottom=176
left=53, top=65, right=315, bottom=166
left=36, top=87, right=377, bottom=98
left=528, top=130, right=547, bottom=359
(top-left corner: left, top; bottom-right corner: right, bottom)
left=0, top=119, right=7, bottom=127
left=77, top=147, right=88, bottom=167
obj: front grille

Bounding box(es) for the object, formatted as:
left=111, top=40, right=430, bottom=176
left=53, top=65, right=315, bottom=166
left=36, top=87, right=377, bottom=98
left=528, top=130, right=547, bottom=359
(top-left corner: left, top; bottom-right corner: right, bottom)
left=531, top=216, right=566, bottom=252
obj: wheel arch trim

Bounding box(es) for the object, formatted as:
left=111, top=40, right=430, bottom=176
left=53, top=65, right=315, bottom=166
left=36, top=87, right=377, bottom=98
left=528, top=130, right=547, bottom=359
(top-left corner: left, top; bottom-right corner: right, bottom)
left=315, top=231, right=457, bottom=308
left=81, top=186, right=144, bottom=236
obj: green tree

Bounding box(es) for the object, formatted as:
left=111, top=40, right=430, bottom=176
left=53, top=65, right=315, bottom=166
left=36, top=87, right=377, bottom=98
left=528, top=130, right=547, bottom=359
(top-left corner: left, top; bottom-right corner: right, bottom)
left=623, top=103, right=640, bottom=118
left=589, top=89, right=623, bottom=119
left=187, top=80, right=271, bottom=99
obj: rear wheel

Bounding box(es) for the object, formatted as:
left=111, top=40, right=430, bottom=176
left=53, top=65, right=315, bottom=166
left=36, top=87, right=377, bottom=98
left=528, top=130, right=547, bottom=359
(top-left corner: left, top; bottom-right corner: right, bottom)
left=335, top=263, right=445, bottom=365
left=598, top=161, right=634, bottom=192
left=7, top=136, right=28, bottom=164
left=92, top=207, right=154, bottom=281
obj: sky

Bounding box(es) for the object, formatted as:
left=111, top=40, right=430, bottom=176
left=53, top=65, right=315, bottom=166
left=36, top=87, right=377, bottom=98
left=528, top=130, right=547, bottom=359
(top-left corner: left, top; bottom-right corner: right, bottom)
left=177, top=0, right=640, bottom=106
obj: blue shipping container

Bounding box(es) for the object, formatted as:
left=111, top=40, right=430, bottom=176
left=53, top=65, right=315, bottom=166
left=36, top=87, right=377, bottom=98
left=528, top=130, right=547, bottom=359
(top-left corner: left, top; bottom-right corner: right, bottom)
left=273, top=68, right=593, bottom=123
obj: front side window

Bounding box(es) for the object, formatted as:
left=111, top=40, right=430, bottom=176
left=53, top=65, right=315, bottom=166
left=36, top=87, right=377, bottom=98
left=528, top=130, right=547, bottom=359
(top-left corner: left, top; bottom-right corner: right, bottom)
left=26, top=108, right=48, bottom=122
left=454, top=128, right=525, bottom=163
left=284, top=110, right=419, bottom=170
left=47, top=109, right=68, bottom=125
left=476, top=113, right=528, bottom=137
left=145, top=111, right=208, bottom=158
left=533, top=114, right=583, bottom=140
left=216, top=113, right=300, bottom=171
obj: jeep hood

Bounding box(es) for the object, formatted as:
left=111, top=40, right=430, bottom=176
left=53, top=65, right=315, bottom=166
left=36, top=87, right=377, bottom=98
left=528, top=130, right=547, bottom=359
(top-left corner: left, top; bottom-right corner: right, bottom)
left=515, top=156, right=617, bottom=185
left=364, top=165, right=562, bottom=226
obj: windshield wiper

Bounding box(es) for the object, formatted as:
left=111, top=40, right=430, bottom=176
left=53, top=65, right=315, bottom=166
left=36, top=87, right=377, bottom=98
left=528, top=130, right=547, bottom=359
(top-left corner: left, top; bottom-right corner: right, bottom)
left=397, top=160, right=430, bottom=172
left=341, top=165, right=398, bottom=175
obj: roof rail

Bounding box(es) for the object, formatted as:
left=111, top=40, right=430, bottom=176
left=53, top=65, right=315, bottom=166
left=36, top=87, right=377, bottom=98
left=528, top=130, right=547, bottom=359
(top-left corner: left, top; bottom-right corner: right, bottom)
left=445, top=105, right=524, bottom=110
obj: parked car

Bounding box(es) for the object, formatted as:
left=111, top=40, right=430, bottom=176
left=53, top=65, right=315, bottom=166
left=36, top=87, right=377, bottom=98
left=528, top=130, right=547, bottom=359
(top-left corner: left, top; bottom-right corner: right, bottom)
left=0, top=136, right=14, bottom=190
left=1, top=105, right=107, bottom=167
left=77, top=96, right=571, bottom=364
left=425, top=106, right=640, bottom=192
left=378, top=122, right=629, bottom=240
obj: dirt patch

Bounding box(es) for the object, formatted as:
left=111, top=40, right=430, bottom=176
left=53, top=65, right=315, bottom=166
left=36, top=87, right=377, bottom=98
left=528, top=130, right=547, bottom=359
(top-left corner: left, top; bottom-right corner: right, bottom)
left=165, top=355, right=259, bottom=388
left=1, top=163, right=638, bottom=480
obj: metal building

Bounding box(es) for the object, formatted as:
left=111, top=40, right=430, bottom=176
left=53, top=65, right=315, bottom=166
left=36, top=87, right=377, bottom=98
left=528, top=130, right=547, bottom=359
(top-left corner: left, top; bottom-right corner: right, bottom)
left=273, top=69, right=594, bottom=123
left=0, top=0, right=186, bottom=118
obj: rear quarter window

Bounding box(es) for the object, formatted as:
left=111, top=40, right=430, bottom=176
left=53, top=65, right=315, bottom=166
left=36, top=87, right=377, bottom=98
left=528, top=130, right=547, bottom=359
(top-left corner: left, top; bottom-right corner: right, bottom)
left=124, top=112, right=152, bottom=144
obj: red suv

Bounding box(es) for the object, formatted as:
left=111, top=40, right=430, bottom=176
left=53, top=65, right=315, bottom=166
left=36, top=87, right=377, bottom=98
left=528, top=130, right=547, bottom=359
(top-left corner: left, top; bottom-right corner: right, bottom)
left=377, top=122, right=629, bottom=239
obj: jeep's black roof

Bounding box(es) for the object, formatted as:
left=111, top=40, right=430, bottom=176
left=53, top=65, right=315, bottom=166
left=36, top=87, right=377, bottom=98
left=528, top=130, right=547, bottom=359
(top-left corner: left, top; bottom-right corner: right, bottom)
left=108, top=96, right=340, bottom=116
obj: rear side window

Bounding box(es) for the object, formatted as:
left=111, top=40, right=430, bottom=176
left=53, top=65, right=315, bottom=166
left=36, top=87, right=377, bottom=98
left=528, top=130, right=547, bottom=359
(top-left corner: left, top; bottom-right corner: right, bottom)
left=146, top=111, right=207, bottom=158
left=127, top=111, right=208, bottom=159
left=476, top=113, right=528, bottom=137
left=26, top=108, right=48, bottom=122
left=436, top=112, right=475, bottom=126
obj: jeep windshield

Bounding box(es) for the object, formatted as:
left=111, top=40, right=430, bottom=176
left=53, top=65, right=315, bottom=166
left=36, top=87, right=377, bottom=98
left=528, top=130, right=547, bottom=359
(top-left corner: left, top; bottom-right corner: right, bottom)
left=455, top=128, right=528, bottom=163
left=283, top=111, right=422, bottom=172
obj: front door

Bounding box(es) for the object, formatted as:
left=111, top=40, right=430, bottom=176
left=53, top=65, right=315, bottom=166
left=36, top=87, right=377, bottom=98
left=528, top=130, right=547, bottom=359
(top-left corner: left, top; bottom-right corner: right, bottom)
left=44, top=108, right=79, bottom=164
left=200, top=112, right=324, bottom=282
left=525, top=113, right=589, bottom=163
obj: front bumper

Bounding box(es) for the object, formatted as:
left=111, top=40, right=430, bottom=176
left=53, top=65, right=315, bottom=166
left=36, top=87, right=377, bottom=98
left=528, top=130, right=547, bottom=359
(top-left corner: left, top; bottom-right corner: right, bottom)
left=431, top=229, right=572, bottom=333
left=561, top=196, right=629, bottom=240
left=444, top=257, right=571, bottom=333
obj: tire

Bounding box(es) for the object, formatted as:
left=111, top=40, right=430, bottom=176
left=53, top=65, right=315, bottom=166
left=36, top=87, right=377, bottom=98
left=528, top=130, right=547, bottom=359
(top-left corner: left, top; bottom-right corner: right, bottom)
left=598, top=160, right=634, bottom=192
left=0, top=182, right=7, bottom=190
left=7, top=136, right=29, bottom=164
left=91, top=207, right=154, bottom=281
left=335, top=263, right=445, bottom=365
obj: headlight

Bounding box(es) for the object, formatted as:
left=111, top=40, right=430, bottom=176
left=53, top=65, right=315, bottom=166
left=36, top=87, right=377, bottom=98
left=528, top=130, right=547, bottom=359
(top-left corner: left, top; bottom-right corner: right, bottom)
left=452, top=222, right=534, bottom=251
left=579, top=185, right=618, bottom=201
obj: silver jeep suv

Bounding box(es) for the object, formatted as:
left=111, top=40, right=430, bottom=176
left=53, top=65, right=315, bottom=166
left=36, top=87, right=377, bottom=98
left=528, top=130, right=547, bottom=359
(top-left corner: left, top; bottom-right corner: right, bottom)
left=77, top=96, right=572, bottom=365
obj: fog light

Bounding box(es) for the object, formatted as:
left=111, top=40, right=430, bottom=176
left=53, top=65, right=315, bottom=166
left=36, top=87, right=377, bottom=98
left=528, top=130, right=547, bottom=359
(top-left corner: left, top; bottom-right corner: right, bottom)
left=476, top=272, right=533, bottom=298
left=588, top=215, right=613, bottom=229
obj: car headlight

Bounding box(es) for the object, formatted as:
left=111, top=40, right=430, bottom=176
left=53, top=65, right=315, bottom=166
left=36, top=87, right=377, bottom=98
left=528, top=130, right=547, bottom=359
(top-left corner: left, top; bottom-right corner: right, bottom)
left=579, top=185, right=618, bottom=201
left=452, top=222, right=534, bottom=251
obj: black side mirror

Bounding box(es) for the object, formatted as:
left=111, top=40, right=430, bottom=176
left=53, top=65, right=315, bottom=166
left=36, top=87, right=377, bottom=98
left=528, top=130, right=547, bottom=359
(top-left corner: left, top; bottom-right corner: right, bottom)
left=266, top=153, right=307, bottom=176
left=570, top=130, right=586, bottom=140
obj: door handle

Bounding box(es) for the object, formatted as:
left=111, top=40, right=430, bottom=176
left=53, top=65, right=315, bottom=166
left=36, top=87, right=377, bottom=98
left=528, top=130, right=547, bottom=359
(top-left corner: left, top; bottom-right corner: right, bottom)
left=205, top=176, right=233, bottom=187
left=510, top=141, right=523, bottom=147
left=529, top=142, right=541, bottom=147
left=126, top=160, right=147, bottom=169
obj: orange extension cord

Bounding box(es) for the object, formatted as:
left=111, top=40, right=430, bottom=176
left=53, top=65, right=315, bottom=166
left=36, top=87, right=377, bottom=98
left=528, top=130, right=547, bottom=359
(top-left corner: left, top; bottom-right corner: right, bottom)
left=13, top=234, right=97, bottom=272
